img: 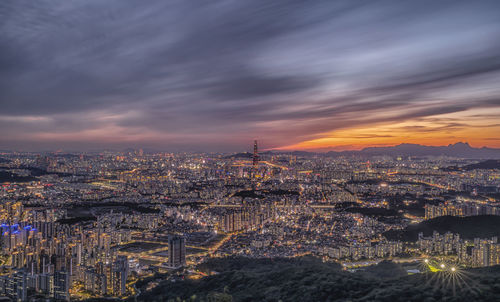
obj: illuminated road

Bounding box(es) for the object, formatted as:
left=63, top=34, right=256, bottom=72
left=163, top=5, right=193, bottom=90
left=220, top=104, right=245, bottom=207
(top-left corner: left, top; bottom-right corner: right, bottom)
left=231, top=160, right=288, bottom=170
left=114, top=240, right=209, bottom=262
left=117, top=251, right=167, bottom=262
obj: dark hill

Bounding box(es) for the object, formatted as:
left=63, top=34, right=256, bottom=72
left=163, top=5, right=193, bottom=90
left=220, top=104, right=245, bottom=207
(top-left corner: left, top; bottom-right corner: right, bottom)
left=444, top=159, right=500, bottom=171
left=360, top=142, right=500, bottom=158
left=224, top=152, right=253, bottom=159
left=126, top=256, right=500, bottom=302
left=0, top=170, right=36, bottom=183
left=325, top=142, right=500, bottom=159
left=384, top=215, right=500, bottom=241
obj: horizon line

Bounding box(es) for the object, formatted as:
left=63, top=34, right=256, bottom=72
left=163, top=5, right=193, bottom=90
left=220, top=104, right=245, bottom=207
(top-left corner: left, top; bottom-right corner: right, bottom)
left=1, top=141, right=499, bottom=154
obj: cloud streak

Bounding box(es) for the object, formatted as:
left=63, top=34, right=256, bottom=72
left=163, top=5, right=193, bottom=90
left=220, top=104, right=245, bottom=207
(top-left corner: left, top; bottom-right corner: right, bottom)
left=1, top=0, right=500, bottom=151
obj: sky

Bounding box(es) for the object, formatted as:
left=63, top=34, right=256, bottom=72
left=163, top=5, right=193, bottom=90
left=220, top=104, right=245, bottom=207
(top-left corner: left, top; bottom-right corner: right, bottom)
left=1, top=0, right=500, bottom=152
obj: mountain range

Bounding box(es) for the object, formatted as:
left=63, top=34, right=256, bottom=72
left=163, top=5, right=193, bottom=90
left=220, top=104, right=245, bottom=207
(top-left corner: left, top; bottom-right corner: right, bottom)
left=282, top=142, right=500, bottom=159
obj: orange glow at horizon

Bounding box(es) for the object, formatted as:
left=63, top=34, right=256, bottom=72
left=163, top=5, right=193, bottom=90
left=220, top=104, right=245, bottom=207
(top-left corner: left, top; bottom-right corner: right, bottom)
left=277, top=108, right=500, bottom=151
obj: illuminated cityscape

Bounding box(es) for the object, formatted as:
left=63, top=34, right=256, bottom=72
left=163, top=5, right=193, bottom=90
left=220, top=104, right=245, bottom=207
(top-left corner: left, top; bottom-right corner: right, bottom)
left=1, top=0, right=500, bottom=301
left=0, top=145, right=499, bottom=300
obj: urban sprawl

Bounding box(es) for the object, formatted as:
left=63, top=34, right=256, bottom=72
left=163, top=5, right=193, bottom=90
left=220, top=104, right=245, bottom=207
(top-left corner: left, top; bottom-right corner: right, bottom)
left=0, top=142, right=499, bottom=301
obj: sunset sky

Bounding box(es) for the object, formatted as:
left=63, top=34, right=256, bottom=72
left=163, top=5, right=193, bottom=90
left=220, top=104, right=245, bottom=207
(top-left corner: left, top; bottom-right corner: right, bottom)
left=1, top=0, right=500, bottom=152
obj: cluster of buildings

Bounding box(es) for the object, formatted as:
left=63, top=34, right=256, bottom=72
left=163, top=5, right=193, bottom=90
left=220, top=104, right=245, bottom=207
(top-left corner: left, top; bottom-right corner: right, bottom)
left=319, top=241, right=403, bottom=260
left=0, top=215, right=131, bottom=301
left=425, top=202, right=500, bottom=220
left=0, top=205, right=189, bottom=301
left=219, top=205, right=275, bottom=233
left=0, top=202, right=24, bottom=223
left=0, top=148, right=498, bottom=300
left=97, top=212, right=161, bottom=230
left=417, top=231, right=500, bottom=267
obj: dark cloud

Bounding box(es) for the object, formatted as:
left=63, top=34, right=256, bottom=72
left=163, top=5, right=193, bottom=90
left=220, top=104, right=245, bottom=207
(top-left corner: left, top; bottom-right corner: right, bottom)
left=1, top=0, right=500, bottom=151
left=366, top=52, right=500, bottom=95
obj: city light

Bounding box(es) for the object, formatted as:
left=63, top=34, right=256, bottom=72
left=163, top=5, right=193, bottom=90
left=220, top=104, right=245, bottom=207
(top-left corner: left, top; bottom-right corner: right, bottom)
left=0, top=141, right=499, bottom=302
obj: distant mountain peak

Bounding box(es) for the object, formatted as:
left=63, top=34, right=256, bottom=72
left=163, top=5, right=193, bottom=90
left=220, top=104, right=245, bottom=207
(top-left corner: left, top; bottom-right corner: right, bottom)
left=325, top=142, right=500, bottom=159
left=449, top=142, right=471, bottom=147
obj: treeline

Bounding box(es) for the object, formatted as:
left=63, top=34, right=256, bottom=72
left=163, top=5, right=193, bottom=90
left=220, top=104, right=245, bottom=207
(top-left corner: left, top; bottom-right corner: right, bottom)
left=384, top=215, right=500, bottom=241
left=127, top=256, right=500, bottom=302
left=70, top=201, right=161, bottom=214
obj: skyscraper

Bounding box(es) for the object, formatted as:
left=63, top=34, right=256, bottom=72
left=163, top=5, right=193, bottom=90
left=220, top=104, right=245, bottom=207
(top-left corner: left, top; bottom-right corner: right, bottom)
left=168, top=235, right=186, bottom=268
left=53, top=271, right=70, bottom=301
left=252, top=140, right=259, bottom=168
left=112, top=256, right=129, bottom=296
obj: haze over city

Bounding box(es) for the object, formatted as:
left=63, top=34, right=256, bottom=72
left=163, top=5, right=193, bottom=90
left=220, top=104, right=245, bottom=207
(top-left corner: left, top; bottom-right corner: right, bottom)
left=1, top=0, right=500, bottom=152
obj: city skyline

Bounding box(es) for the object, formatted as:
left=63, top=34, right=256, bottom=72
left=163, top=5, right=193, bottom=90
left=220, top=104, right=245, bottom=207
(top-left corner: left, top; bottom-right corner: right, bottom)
left=2, top=2, right=500, bottom=301
left=2, top=1, right=500, bottom=151
left=1, top=146, right=499, bottom=301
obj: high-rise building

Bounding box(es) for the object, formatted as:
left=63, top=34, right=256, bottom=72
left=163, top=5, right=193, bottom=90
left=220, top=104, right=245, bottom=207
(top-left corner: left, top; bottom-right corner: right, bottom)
left=252, top=140, right=259, bottom=166
left=0, top=270, right=28, bottom=302
left=112, top=255, right=129, bottom=296
left=84, top=268, right=107, bottom=296
left=168, top=235, right=186, bottom=268
left=53, top=271, right=70, bottom=301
